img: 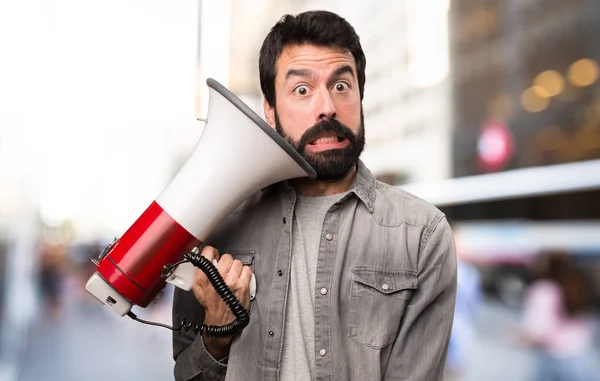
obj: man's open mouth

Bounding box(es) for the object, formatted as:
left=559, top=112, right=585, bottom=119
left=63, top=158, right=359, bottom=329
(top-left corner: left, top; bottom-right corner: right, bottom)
left=305, top=133, right=350, bottom=152
left=309, top=135, right=344, bottom=145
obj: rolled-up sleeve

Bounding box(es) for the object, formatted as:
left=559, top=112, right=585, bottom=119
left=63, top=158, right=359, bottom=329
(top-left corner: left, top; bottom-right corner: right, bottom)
left=383, top=216, right=457, bottom=380
left=172, top=288, right=228, bottom=381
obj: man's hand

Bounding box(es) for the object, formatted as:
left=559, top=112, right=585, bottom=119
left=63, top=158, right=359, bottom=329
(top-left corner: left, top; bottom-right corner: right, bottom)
left=192, top=246, right=253, bottom=359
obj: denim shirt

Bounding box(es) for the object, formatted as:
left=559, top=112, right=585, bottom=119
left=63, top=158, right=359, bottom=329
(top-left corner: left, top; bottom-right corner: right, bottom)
left=172, top=160, right=457, bottom=381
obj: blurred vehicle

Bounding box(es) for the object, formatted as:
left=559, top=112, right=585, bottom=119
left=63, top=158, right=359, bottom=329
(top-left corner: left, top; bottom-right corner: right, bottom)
left=401, top=159, right=600, bottom=308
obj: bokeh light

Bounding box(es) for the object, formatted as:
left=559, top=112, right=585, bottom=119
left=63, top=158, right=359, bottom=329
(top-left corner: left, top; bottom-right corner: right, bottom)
left=533, top=70, right=565, bottom=98
left=521, top=86, right=550, bottom=112
left=568, top=58, right=599, bottom=87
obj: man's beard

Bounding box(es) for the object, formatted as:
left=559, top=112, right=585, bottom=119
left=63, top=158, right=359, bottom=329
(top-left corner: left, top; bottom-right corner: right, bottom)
left=275, top=109, right=365, bottom=181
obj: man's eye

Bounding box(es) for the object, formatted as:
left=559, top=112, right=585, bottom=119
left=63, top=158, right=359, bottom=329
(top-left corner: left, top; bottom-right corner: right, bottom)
left=334, top=81, right=350, bottom=92
left=293, top=85, right=310, bottom=96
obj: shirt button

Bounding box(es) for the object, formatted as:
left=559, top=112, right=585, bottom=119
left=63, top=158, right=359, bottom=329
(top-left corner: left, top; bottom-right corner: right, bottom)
left=319, top=349, right=327, bottom=357
left=320, top=287, right=328, bottom=295
left=268, top=330, right=275, bottom=337
left=325, top=233, right=333, bottom=241
left=277, top=269, right=283, bottom=277
left=382, top=284, right=390, bottom=291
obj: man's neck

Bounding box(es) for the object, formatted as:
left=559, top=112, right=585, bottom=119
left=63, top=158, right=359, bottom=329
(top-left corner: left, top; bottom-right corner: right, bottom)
left=290, top=165, right=357, bottom=197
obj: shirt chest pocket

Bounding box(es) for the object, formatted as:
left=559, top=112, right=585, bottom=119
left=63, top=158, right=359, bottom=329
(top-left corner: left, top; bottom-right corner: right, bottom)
left=226, top=249, right=255, bottom=267
left=348, top=267, right=418, bottom=350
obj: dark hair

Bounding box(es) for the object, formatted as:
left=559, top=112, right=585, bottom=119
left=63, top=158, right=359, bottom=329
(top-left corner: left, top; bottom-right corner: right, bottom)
left=259, top=10, right=366, bottom=107
left=531, top=251, right=594, bottom=316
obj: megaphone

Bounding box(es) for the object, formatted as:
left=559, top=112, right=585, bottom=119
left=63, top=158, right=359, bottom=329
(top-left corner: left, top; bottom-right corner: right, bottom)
left=85, top=78, right=316, bottom=320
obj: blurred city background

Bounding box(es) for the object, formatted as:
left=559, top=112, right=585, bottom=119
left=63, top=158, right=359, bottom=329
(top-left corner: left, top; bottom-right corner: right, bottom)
left=0, top=0, right=599, bottom=380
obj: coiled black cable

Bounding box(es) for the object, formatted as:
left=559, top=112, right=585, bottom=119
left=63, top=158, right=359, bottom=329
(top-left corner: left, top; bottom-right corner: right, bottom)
left=126, top=249, right=250, bottom=338
left=181, top=251, right=250, bottom=337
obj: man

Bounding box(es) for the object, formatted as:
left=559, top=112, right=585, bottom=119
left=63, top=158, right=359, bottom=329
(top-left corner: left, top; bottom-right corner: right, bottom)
left=173, top=10, right=457, bottom=381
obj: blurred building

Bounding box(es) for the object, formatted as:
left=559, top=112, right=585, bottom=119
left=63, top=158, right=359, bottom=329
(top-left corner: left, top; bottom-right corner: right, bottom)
left=0, top=1, right=201, bottom=376
left=404, top=0, right=600, bottom=306
left=449, top=0, right=600, bottom=177
left=444, top=0, right=600, bottom=220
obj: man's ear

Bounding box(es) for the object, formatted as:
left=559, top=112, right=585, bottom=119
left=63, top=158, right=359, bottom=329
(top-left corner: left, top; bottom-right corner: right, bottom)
left=263, top=98, right=276, bottom=129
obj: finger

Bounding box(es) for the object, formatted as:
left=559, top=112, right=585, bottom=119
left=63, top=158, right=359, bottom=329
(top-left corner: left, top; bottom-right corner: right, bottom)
left=239, top=265, right=252, bottom=286
left=228, top=259, right=243, bottom=281
left=200, top=246, right=219, bottom=262
left=217, top=253, right=233, bottom=275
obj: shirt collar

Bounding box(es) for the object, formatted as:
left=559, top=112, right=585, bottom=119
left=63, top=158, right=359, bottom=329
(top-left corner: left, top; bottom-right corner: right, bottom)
left=349, top=159, right=376, bottom=213
left=276, top=159, right=377, bottom=213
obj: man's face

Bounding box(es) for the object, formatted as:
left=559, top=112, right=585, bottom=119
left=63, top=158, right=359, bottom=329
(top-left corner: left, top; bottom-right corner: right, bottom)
left=264, top=44, right=365, bottom=180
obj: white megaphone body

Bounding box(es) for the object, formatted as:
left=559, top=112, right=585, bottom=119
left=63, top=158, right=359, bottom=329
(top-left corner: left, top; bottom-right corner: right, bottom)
left=86, top=78, right=316, bottom=317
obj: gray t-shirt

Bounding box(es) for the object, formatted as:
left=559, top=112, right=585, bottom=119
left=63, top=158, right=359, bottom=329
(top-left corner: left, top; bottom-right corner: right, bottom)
left=279, top=192, right=347, bottom=381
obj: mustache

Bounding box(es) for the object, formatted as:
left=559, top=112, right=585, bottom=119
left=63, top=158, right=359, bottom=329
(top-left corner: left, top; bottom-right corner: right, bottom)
left=297, top=119, right=356, bottom=153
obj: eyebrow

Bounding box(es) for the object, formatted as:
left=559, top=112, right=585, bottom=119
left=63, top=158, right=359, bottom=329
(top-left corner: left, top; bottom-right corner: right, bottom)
left=285, top=68, right=314, bottom=81
left=332, top=65, right=355, bottom=79
left=284, top=65, right=355, bottom=82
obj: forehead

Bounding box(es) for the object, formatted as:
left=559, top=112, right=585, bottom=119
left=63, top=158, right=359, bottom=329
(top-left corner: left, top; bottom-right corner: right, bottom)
left=275, top=44, right=356, bottom=80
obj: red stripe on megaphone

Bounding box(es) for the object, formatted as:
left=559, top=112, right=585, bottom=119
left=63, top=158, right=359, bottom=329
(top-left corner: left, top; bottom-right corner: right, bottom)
left=97, top=201, right=201, bottom=307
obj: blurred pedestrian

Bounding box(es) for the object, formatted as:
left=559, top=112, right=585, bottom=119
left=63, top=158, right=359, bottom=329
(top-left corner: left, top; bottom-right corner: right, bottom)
left=519, top=251, right=600, bottom=381
left=445, top=241, right=482, bottom=381
left=38, top=241, right=67, bottom=320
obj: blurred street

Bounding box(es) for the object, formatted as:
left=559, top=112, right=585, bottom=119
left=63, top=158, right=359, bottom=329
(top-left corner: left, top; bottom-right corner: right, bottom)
left=8, top=289, right=599, bottom=381
left=464, top=299, right=600, bottom=381
left=463, top=299, right=536, bottom=381
left=14, top=284, right=175, bottom=381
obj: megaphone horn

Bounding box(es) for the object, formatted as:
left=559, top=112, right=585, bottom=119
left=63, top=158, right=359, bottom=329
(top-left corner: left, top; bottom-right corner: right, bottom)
left=86, top=78, right=316, bottom=317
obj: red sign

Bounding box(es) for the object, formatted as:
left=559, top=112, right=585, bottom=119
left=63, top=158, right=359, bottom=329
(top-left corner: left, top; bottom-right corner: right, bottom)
left=477, top=118, right=514, bottom=172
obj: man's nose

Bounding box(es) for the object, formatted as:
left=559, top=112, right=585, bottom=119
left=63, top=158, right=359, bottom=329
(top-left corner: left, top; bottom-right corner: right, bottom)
left=315, top=89, right=337, bottom=121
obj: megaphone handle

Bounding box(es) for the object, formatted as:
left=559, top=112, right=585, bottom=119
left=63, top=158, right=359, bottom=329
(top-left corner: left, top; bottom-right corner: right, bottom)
left=182, top=251, right=251, bottom=337
left=210, top=260, right=256, bottom=301
left=128, top=250, right=251, bottom=337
